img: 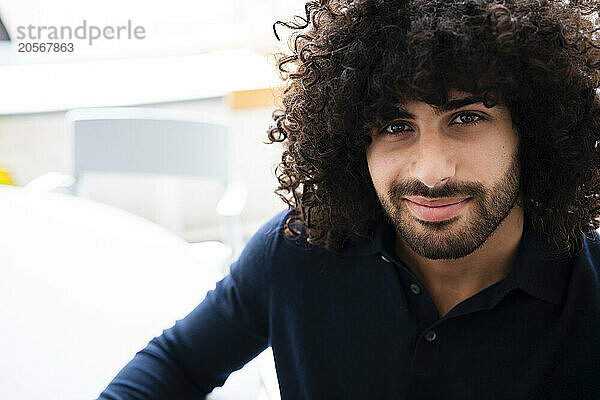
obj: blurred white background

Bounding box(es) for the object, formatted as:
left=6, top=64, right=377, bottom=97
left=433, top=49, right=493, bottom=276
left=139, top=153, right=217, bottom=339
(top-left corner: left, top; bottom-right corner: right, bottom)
left=0, top=0, right=303, bottom=59
left=0, top=0, right=305, bottom=240
left=0, top=0, right=307, bottom=399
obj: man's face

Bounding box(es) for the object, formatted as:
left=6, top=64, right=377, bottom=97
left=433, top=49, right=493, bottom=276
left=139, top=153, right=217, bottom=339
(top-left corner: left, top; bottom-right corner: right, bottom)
left=366, top=93, right=520, bottom=260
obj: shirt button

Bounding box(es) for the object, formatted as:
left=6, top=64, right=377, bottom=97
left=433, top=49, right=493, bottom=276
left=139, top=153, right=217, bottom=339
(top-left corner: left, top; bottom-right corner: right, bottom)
left=409, top=283, right=421, bottom=295
left=425, top=331, right=437, bottom=342
left=380, top=254, right=391, bottom=263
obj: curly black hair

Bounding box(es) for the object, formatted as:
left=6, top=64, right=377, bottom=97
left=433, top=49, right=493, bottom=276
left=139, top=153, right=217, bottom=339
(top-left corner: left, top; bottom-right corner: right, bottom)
left=267, top=0, right=600, bottom=255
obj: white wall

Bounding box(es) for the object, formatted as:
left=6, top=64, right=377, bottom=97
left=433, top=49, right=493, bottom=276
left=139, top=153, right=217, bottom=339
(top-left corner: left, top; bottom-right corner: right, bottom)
left=0, top=98, right=286, bottom=241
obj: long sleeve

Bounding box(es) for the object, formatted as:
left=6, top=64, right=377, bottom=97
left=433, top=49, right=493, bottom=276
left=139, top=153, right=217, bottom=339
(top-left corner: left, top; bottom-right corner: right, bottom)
left=97, top=212, right=279, bottom=400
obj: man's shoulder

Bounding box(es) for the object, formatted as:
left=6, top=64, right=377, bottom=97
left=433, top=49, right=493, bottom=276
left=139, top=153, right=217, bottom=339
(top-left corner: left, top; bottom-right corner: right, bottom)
left=568, top=231, right=600, bottom=290
left=249, top=209, right=291, bottom=246
left=249, top=209, right=381, bottom=259
left=244, top=209, right=318, bottom=257
left=230, top=209, right=332, bottom=285
left=256, top=209, right=291, bottom=238
left=577, top=230, right=600, bottom=267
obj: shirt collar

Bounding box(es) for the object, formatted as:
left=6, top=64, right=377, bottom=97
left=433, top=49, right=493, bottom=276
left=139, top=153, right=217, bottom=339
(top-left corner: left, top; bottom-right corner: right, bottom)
left=497, top=221, right=572, bottom=306
left=340, top=214, right=573, bottom=306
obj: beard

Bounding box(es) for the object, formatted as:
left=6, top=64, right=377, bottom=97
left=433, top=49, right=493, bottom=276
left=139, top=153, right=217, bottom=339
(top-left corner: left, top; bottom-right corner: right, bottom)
left=378, top=153, right=520, bottom=260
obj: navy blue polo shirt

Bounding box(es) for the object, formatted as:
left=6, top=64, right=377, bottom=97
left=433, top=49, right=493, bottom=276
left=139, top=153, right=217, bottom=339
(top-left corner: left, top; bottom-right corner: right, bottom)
left=99, top=209, right=600, bottom=399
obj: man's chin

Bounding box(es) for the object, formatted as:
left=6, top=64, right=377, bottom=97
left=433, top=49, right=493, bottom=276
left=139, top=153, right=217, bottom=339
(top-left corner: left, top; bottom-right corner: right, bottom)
left=414, top=215, right=461, bottom=230
left=400, top=231, right=484, bottom=260
left=394, top=212, right=488, bottom=259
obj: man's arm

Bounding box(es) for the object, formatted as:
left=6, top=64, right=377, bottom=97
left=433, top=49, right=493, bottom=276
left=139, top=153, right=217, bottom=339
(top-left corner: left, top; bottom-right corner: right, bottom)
left=97, top=212, right=281, bottom=399
left=97, top=291, right=268, bottom=399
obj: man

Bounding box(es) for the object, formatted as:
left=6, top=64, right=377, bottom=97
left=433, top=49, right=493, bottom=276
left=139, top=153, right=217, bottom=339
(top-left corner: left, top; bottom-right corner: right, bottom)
left=99, top=0, right=600, bottom=398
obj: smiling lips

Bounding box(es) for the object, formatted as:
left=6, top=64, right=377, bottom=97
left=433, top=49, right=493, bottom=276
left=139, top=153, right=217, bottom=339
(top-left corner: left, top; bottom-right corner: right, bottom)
left=403, top=196, right=471, bottom=222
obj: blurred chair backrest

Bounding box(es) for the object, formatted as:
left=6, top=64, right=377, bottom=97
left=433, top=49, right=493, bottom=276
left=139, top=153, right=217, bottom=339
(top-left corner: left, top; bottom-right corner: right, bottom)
left=66, top=107, right=229, bottom=193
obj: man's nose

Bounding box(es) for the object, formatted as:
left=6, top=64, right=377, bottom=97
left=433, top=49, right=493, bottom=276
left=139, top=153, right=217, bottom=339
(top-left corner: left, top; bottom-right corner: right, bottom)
left=408, top=130, right=456, bottom=189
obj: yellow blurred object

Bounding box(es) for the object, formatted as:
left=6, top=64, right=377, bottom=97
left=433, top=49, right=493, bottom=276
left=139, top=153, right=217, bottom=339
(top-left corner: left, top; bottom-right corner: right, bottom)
left=225, top=87, right=283, bottom=110
left=0, top=166, right=15, bottom=185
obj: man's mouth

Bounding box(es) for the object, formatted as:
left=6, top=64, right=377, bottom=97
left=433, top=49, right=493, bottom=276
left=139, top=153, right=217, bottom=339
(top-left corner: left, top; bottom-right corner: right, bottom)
left=403, top=196, right=472, bottom=222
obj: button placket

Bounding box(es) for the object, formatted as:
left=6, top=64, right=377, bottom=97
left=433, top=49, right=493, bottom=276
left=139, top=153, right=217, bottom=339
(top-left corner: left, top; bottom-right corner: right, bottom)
left=425, top=331, right=437, bottom=342
left=410, top=283, right=421, bottom=294
left=410, top=327, right=441, bottom=376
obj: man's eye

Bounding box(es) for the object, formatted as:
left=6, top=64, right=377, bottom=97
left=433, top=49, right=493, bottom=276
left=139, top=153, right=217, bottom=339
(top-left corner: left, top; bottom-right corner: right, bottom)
left=383, top=121, right=412, bottom=135
left=451, top=112, right=483, bottom=125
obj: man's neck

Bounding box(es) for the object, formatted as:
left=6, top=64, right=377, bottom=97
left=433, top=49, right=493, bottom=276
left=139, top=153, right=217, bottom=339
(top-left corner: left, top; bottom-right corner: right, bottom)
left=395, top=206, right=524, bottom=318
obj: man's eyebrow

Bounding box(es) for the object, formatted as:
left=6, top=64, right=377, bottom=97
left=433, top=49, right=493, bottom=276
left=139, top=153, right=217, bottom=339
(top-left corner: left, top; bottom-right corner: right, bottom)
left=393, top=110, right=418, bottom=119
left=433, top=96, right=488, bottom=114
left=394, top=96, right=488, bottom=119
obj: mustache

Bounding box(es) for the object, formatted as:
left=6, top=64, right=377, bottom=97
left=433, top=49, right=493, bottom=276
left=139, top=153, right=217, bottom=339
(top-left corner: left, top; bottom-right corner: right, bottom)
left=389, top=179, right=486, bottom=200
